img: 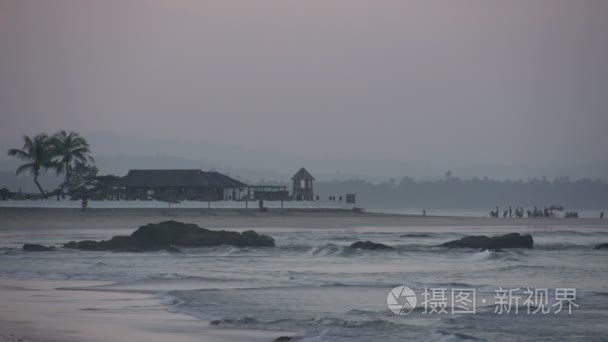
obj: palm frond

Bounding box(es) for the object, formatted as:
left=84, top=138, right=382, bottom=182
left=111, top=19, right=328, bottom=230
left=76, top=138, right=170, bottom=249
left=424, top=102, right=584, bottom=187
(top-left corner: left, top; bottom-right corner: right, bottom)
left=70, top=146, right=91, bottom=155
left=7, top=148, right=31, bottom=161
left=22, top=135, right=34, bottom=152
left=50, top=131, right=94, bottom=168
left=15, top=163, right=35, bottom=176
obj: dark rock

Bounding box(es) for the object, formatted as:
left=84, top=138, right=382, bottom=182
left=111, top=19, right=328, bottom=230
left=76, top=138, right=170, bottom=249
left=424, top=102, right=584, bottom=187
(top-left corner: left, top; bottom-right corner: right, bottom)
left=441, top=236, right=491, bottom=249
left=439, top=233, right=533, bottom=249
left=273, top=337, right=295, bottom=342
left=401, top=233, right=432, bottom=238
left=594, top=243, right=608, bottom=249
left=22, top=244, right=55, bottom=252
left=64, top=240, right=102, bottom=250
left=63, top=220, right=275, bottom=252
left=350, top=241, right=394, bottom=250
left=241, top=230, right=275, bottom=247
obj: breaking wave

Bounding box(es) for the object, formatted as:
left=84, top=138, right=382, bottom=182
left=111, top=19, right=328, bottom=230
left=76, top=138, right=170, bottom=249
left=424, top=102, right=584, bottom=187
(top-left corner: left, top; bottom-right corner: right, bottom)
left=427, top=331, right=485, bottom=342
left=307, top=244, right=355, bottom=257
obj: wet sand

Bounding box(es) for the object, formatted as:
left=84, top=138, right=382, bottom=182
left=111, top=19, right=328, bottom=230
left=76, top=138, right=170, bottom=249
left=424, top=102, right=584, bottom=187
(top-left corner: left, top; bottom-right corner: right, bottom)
left=0, top=279, right=290, bottom=342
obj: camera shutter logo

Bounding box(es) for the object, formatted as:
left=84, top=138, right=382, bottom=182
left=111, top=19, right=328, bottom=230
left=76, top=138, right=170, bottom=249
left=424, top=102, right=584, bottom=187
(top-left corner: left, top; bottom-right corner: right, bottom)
left=387, top=286, right=417, bottom=315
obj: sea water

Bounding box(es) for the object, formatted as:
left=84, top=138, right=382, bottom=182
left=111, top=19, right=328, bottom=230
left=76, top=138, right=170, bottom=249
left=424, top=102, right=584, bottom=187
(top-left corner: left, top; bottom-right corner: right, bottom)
left=1, top=225, right=607, bottom=341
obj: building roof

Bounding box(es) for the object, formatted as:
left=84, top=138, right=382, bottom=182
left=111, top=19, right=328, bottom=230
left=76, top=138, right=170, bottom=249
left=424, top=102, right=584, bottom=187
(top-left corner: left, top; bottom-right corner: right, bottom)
left=291, top=167, right=315, bottom=181
left=117, top=169, right=248, bottom=188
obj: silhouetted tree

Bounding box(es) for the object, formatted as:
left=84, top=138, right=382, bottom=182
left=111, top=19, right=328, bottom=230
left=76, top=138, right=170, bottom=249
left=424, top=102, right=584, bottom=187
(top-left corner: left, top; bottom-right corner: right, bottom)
left=0, top=187, right=10, bottom=200
left=51, top=131, right=94, bottom=185
left=63, top=163, right=98, bottom=199
left=7, top=134, right=58, bottom=198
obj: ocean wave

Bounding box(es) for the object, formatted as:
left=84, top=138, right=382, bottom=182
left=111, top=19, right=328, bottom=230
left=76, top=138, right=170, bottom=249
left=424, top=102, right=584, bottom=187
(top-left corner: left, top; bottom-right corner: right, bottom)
left=207, top=314, right=402, bottom=330
left=278, top=244, right=317, bottom=252
left=493, top=264, right=552, bottom=272
left=395, top=244, right=442, bottom=252
left=307, top=244, right=355, bottom=257
left=210, top=316, right=262, bottom=326
left=427, top=330, right=485, bottom=342
left=283, top=241, right=607, bottom=255
left=183, top=245, right=251, bottom=256
left=312, top=316, right=401, bottom=329
left=327, top=236, right=359, bottom=241
left=533, top=230, right=604, bottom=237
left=159, top=293, right=184, bottom=307
left=467, top=249, right=524, bottom=262
left=302, top=243, right=435, bottom=256
left=148, top=272, right=236, bottom=282
left=534, top=243, right=596, bottom=251
left=469, top=250, right=494, bottom=261
left=0, top=247, right=19, bottom=255
left=220, top=246, right=244, bottom=256
left=284, top=277, right=406, bottom=288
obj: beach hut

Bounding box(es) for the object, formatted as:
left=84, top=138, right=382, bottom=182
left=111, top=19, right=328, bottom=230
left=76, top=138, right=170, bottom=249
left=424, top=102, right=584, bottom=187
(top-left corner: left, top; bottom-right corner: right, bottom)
left=291, top=167, right=315, bottom=201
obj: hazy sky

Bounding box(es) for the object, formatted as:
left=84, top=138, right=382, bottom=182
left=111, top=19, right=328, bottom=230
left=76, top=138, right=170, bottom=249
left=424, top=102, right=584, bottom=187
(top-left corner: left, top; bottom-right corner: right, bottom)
left=1, top=0, right=607, bottom=176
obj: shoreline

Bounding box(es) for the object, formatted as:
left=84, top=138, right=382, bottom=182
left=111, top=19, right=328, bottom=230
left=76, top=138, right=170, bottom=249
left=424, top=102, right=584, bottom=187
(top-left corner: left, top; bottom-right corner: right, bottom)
left=1, top=207, right=606, bottom=230
left=0, top=278, right=291, bottom=342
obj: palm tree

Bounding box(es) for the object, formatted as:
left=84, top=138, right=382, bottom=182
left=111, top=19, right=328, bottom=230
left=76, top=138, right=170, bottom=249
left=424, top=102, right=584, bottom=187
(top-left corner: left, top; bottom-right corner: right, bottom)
left=51, top=130, right=94, bottom=185
left=7, top=134, right=57, bottom=198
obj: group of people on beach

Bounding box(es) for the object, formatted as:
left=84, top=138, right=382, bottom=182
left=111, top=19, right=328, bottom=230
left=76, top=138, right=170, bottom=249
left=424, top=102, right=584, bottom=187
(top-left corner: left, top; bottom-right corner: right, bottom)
left=490, top=206, right=525, bottom=218
left=564, top=211, right=579, bottom=218
left=491, top=206, right=605, bottom=219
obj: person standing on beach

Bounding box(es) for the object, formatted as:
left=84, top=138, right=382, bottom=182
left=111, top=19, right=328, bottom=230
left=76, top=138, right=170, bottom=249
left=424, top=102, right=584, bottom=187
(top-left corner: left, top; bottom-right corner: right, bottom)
left=602, top=211, right=605, bottom=219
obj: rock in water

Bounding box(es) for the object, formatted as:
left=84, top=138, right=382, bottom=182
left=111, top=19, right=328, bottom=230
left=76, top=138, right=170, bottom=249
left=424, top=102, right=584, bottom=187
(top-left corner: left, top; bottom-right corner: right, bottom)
left=400, top=233, right=432, bottom=238
left=350, top=241, right=394, bottom=250
left=439, top=233, right=533, bottom=249
left=273, top=337, right=295, bottom=342
left=63, top=220, right=275, bottom=252
left=22, top=244, right=55, bottom=252
left=594, top=243, right=608, bottom=249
